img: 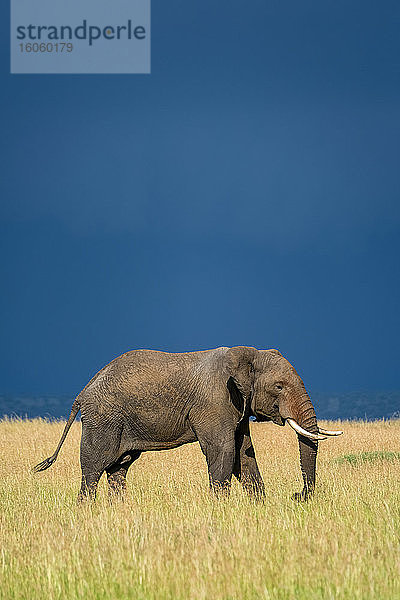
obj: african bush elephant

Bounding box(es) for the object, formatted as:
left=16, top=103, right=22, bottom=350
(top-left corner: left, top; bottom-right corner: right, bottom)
left=34, top=346, right=342, bottom=501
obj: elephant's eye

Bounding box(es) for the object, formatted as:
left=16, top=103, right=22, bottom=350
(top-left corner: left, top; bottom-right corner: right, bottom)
left=275, top=383, right=283, bottom=391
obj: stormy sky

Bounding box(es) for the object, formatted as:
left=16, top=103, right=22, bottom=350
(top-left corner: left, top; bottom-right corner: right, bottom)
left=1, top=1, right=399, bottom=393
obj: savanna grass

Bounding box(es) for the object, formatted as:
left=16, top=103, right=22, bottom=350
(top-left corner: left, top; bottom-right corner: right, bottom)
left=1, top=417, right=400, bottom=599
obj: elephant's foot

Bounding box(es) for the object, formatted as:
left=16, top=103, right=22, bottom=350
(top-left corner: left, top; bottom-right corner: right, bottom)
left=210, top=480, right=232, bottom=499
left=241, top=476, right=266, bottom=502
left=77, top=486, right=97, bottom=504
left=292, top=487, right=313, bottom=502
left=107, top=480, right=127, bottom=503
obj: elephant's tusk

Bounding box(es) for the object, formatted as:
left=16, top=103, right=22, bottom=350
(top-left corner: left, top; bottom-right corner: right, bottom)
left=318, top=427, right=343, bottom=436
left=286, top=418, right=327, bottom=441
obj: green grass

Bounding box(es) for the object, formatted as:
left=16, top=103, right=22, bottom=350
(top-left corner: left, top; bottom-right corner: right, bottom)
left=334, top=450, right=400, bottom=465
left=1, top=418, right=400, bottom=599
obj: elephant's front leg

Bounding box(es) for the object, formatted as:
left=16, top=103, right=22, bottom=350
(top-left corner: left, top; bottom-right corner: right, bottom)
left=207, top=439, right=236, bottom=496
left=196, top=431, right=236, bottom=496
left=233, top=423, right=265, bottom=500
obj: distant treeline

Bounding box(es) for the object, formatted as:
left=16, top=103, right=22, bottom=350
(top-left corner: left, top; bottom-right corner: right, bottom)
left=1, top=392, right=399, bottom=421
left=311, top=391, right=400, bottom=421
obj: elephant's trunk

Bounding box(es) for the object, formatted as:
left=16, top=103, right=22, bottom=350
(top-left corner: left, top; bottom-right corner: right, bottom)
left=287, top=392, right=319, bottom=501
left=297, top=433, right=318, bottom=501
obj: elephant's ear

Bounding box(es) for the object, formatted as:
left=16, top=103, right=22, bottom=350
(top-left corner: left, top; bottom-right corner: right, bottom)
left=224, top=346, right=257, bottom=420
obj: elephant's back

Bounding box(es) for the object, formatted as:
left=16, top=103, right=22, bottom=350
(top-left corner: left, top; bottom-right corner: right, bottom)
left=78, top=347, right=227, bottom=409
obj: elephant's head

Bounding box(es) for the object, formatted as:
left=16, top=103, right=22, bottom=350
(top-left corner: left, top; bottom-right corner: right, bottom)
left=227, top=346, right=342, bottom=500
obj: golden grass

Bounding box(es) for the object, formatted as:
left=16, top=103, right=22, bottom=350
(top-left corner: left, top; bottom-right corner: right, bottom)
left=1, top=418, right=400, bottom=599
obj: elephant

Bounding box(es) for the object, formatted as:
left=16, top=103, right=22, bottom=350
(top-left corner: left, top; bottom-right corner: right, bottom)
left=34, top=346, right=342, bottom=501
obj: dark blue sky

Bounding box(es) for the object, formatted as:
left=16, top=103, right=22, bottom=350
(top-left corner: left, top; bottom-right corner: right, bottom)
left=1, top=1, right=399, bottom=394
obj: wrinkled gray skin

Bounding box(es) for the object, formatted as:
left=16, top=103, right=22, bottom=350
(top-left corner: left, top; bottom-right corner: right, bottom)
left=35, top=346, right=319, bottom=502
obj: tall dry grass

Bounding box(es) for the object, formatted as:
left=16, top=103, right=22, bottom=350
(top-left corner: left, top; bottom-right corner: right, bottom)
left=1, top=418, right=400, bottom=599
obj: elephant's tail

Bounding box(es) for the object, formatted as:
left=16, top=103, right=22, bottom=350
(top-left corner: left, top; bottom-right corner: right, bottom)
left=33, top=398, right=81, bottom=472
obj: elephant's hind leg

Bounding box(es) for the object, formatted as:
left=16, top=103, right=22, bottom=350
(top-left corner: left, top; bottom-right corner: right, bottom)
left=78, top=468, right=102, bottom=502
left=106, top=451, right=141, bottom=500
left=78, top=422, right=123, bottom=503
